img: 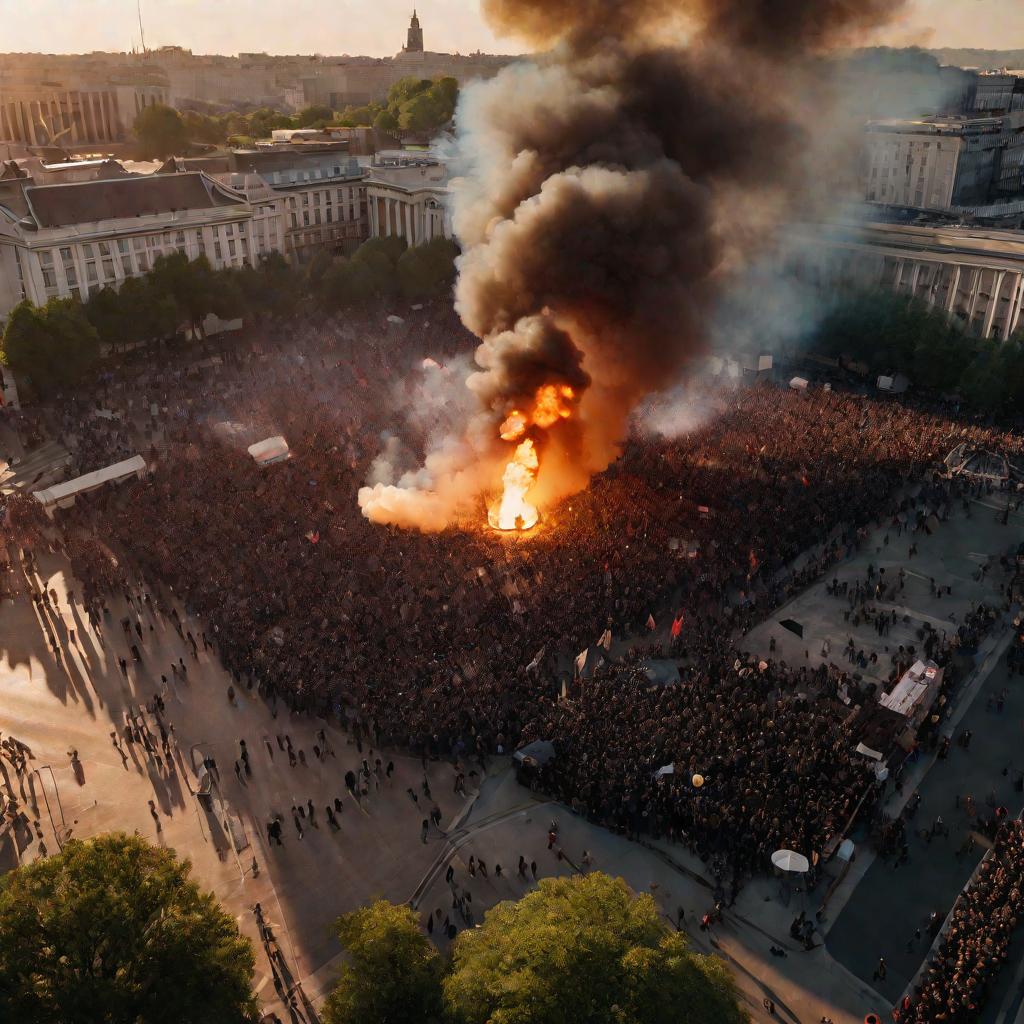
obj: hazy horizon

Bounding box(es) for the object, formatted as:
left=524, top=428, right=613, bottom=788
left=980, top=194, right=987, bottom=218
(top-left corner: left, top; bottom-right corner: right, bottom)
left=0, top=0, right=1022, bottom=59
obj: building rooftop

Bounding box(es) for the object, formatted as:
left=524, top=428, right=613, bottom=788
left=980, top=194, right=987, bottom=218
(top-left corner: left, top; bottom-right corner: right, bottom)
left=25, top=172, right=244, bottom=228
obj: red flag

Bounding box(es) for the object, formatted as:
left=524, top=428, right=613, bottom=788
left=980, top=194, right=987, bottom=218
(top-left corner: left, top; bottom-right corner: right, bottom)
left=800, top=474, right=810, bottom=488
left=305, top=530, right=320, bottom=544
left=646, top=613, right=656, bottom=632
left=671, top=613, right=684, bottom=638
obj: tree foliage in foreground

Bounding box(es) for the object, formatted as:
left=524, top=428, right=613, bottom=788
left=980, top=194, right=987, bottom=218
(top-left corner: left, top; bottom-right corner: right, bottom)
left=321, top=900, right=445, bottom=1024
left=444, top=874, right=746, bottom=1024
left=0, top=833, right=257, bottom=1024
left=322, top=874, right=747, bottom=1024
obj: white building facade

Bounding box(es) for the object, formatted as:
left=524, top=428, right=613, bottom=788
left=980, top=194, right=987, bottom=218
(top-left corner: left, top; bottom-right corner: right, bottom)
left=365, top=156, right=450, bottom=247
left=787, top=221, right=1024, bottom=342
left=0, top=173, right=280, bottom=316
left=0, top=149, right=450, bottom=324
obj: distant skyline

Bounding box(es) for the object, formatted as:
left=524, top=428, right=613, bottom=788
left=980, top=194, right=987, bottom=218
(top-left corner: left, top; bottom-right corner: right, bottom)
left=0, top=0, right=1022, bottom=57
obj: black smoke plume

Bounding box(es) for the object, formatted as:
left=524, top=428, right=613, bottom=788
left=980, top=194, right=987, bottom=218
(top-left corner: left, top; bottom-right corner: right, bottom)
left=359, top=0, right=908, bottom=530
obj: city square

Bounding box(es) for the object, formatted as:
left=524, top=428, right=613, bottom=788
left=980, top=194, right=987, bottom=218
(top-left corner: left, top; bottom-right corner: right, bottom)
left=2, top=3, right=1024, bottom=1024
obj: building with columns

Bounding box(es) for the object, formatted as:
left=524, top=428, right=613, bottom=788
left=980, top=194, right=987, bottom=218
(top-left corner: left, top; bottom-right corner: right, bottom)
left=786, top=221, right=1024, bottom=341
left=161, top=144, right=368, bottom=263
left=365, top=154, right=450, bottom=248
left=0, top=84, right=167, bottom=154
left=0, top=172, right=280, bottom=318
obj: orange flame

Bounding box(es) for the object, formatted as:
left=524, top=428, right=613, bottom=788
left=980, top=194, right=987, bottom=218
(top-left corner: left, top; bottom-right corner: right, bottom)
left=490, top=383, right=577, bottom=531
left=532, top=384, right=575, bottom=428
left=491, top=439, right=539, bottom=531
left=499, top=410, right=528, bottom=441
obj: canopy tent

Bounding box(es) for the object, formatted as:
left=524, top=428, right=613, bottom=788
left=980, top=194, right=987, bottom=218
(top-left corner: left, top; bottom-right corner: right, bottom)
left=771, top=849, right=810, bottom=873
left=513, top=740, right=556, bottom=767
left=247, top=436, right=290, bottom=467
left=33, top=454, right=146, bottom=516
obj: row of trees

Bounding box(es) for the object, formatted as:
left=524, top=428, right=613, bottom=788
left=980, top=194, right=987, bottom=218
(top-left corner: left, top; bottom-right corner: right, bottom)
left=336, top=76, right=459, bottom=136
left=0, top=834, right=746, bottom=1024
left=0, top=238, right=459, bottom=396
left=134, top=76, right=458, bottom=158
left=810, top=289, right=1024, bottom=415
left=323, top=876, right=746, bottom=1024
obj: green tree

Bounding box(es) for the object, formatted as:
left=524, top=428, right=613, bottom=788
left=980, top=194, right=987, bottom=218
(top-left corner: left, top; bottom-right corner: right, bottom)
left=133, top=104, right=190, bottom=159
left=388, top=77, right=433, bottom=108
left=0, top=297, right=101, bottom=396
left=181, top=110, right=228, bottom=146
left=118, top=275, right=180, bottom=344
left=295, top=104, right=333, bottom=129
left=322, top=900, right=444, bottom=1024
left=83, top=286, right=129, bottom=345
left=374, top=108, right=400, bottom=134
left=318, top=257, right=379, bottom=311
left=149, top=252, right=217, bottom=338
left=398, top=78, right=458, bottom=133
left=246, top=107, right=294, bottom=140
left=396, top=237, right=458, bottom=299
left=0, top=833, right=257, bottom=1024
left=337, top=103, right=383, bottom=127
left=443, top=873, right=747, bottom=1024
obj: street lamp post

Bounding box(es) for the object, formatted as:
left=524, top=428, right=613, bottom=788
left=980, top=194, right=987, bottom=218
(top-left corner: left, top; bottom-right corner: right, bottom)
left=32, top=765, right=66, bottom=852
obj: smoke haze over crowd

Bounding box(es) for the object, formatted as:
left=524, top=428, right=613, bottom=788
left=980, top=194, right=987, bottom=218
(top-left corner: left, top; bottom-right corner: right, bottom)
left=358, top=0, right=911, bottom=531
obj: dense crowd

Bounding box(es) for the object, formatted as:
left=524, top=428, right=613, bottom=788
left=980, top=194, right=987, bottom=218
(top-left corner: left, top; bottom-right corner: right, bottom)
left=903, top=819, right=1024, bottom=1023
left=4, top=305, right=1022, bottom=890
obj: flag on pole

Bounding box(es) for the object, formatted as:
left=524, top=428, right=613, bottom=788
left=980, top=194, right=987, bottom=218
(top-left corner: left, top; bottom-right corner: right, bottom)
left=671, top=613, right=684, bottom=639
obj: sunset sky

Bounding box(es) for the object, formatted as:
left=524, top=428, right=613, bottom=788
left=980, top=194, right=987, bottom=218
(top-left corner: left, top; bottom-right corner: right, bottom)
left=0, top=0, right=1022, bottom=56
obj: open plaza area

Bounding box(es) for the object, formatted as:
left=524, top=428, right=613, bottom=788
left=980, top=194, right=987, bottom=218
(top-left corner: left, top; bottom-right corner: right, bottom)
left=2, top=299, right=1024, bottom=1022
left=4, top=3, right=1024, bottom=1022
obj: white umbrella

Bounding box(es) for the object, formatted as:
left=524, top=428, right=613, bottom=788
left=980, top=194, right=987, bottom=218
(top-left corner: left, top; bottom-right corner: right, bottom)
left=771, top=849, right=810, bottom=873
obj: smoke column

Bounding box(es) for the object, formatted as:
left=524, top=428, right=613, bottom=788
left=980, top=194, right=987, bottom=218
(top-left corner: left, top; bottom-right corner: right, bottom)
left=358, top=0, right=907, bottom=531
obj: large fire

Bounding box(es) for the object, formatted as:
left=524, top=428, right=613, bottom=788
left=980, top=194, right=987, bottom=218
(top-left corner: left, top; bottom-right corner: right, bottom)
left=488, top=384, right=577, bottom=532
left=488, top=439, right=540, bottom=531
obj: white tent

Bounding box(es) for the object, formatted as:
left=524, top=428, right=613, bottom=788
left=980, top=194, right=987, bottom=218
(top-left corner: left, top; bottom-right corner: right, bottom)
left=247, top=436, right=290, bottom=466
left=34, top=455, right=146, bottom=515
left=771, top=849, right=810, bottom=873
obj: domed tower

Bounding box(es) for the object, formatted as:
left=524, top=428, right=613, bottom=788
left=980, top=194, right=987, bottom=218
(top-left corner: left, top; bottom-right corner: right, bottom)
left=406, top=10, right=424, bottom=52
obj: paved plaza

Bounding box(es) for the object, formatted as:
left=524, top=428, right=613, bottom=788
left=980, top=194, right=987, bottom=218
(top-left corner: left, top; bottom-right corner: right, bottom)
left=2, top=484, right=1022, bottom=1023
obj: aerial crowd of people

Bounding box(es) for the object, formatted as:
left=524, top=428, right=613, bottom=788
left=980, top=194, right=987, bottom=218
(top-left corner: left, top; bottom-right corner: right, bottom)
left=2, top=302, right=1023, bottom=1000
left=901, top=819, right=1024, bottom=1023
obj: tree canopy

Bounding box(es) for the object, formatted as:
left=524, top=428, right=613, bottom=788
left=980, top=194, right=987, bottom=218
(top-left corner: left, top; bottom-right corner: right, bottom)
left=810, top=288, right=1024, bottom=414
left=320, top=877, right=746, bottom=1024
left=338, top=76, right=459, bottom=136
left=0, top=297, right=100, bottom=397
left=443, top=874, right=747, bottom=1024
left=133, top=104, right=190, bottom=159
left=322, top=900, right=444, bottom=1024
left=397, top=237, right=459, bottom=300
left=0, top=833, right=257, bottom=1024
